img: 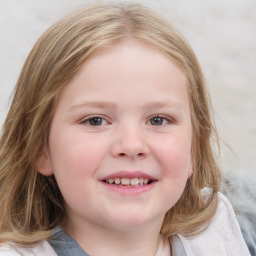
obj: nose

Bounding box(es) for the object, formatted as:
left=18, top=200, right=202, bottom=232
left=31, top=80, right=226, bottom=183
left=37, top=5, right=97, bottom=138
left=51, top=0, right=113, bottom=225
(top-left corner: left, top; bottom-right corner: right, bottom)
left=111, top=125, right=150, bottom=160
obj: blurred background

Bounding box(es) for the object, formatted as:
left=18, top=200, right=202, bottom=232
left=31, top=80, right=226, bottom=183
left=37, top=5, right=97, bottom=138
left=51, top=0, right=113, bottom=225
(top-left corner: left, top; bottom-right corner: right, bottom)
left=0, top=0, right=255, bottom=174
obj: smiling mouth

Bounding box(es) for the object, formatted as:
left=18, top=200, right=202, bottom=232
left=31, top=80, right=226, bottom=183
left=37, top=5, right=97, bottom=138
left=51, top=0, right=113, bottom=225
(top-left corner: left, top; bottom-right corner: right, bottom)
left=103, top=177, right=154, bottom=187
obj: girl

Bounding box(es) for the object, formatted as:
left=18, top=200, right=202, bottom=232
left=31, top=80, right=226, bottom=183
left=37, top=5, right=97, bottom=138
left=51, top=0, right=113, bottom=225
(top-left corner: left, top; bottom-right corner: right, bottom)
left=0, top=2, right=250, bottom=255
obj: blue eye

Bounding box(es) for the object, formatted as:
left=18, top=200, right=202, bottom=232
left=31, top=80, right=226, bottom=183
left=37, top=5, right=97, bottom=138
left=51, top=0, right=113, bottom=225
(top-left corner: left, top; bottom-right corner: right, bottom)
left=149, top=116, right=168, bottom=126
left=81, top=117, right=107, bottom=126
left=88, top=117, right=104, bottom=126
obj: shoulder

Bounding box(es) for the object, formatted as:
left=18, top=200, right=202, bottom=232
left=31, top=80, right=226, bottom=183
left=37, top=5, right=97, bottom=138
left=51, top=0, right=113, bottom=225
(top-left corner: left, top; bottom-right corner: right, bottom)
left=177, top=192, right=251, bottom=256
left=0, top=241, right=57, bottom=256
left=214, top=191, right=240, bottom=223
left=221, top=170, right=256, bottom=255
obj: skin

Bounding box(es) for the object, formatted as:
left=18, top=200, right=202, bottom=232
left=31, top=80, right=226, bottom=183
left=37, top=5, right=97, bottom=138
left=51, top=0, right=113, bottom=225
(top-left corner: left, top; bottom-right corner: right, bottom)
left=37, top=39, right=193, bottom=256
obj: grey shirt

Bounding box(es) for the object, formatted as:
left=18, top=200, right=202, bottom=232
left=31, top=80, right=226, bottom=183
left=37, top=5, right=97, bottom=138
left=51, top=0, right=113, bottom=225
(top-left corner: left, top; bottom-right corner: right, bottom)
left=50, top=228, right=89, bottom=256
left=49, top=227, right=187, bottom=256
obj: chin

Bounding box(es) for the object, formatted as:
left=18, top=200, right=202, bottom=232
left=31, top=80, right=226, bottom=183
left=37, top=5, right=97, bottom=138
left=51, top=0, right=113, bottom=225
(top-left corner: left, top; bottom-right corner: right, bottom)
left=103, top=211, right=163, bottom=231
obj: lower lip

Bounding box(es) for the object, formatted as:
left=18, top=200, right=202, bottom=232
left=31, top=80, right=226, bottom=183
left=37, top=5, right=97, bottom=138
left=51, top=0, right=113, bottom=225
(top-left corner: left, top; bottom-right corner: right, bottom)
left=100, top=181, right=156, bottom=195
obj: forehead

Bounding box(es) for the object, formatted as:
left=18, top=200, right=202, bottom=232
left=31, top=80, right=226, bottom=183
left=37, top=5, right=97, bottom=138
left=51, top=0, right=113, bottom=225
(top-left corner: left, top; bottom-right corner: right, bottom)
left=55, top=39, right=190, bottom=110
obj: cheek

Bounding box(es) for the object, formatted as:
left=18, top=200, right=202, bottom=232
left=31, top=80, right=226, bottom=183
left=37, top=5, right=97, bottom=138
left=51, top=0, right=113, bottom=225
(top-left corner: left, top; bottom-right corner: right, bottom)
left=48, top=134, right=105, bottom=208
left=153, top=136, right=191, bottom=209
left=153, top=135, right=191, bottom=175
left=49, top=132, right=107, bottom=188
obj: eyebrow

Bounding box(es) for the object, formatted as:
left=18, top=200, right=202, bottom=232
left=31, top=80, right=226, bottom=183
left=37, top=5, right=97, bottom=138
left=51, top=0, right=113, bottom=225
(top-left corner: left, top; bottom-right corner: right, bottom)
left=68, top=100, right=185, bottom=113
left=68, top=101, right=117, bottom=112
left=142, top=101, right=185, bottom=111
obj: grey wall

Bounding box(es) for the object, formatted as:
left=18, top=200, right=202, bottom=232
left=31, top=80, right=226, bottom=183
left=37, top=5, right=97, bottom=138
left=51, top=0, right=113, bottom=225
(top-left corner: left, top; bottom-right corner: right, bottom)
left=0, top=0, right=255, bottom=172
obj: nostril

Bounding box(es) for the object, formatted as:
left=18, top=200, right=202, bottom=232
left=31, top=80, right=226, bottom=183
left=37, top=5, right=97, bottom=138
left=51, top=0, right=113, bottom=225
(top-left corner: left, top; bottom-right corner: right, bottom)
left=117, top=152, right=145, bottom=158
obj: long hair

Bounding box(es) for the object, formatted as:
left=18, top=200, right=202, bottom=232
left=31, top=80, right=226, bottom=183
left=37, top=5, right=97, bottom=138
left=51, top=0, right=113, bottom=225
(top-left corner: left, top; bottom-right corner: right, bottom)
left=0, top=2, right=220, bottom=246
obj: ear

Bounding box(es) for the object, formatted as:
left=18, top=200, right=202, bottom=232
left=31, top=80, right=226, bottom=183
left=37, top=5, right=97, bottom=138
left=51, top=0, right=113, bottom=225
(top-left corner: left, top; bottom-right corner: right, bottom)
left=35, top=149, right=53, bottom=176
left=188, top=157, right=193, bottom=178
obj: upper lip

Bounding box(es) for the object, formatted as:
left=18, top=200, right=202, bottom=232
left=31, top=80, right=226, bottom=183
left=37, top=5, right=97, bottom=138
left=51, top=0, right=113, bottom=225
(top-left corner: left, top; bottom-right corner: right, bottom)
left=100, top=171, right=157, bottom=181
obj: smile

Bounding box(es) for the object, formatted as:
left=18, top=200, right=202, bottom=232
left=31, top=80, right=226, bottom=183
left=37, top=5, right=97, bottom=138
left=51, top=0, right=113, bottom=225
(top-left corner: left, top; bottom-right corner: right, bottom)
left=104, top=177, right=151, bottom=186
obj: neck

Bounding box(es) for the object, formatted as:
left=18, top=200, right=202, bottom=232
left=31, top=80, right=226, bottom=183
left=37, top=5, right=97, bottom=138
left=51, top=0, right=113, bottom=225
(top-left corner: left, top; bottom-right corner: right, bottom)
left=63, top=217, right=164, bottom=256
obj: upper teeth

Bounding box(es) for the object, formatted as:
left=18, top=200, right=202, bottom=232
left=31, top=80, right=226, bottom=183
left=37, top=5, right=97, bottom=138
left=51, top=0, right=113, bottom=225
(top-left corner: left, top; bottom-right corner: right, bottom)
left=106, top=177, right=150, bottom=186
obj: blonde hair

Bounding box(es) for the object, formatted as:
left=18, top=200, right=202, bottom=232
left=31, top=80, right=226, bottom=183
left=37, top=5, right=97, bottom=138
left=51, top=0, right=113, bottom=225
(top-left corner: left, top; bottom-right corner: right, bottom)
left=0, top=2, right=220, bottom=246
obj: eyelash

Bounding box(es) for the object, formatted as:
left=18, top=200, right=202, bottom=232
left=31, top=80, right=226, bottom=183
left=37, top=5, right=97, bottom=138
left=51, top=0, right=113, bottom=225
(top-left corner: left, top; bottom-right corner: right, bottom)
left=79, top=114, right=174, bottom=127
left=79, top=115, right=109, bottom=126
left=147, top=115, right=173, bottom=126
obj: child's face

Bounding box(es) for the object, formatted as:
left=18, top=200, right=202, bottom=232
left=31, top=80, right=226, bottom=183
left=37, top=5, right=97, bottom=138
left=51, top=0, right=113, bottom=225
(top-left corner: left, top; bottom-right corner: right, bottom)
left=39, top=40, right=193, bottom=232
